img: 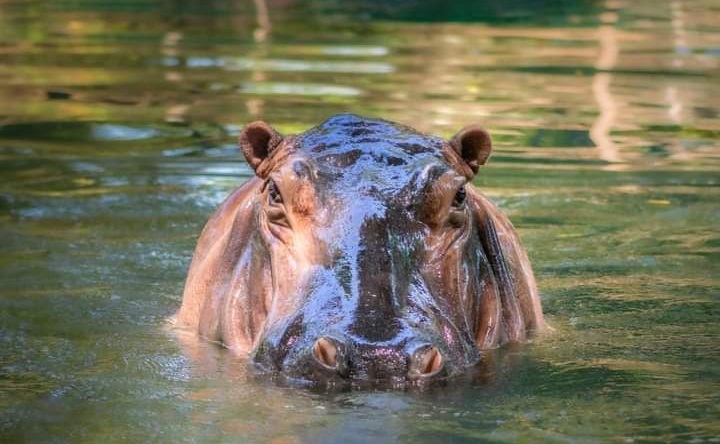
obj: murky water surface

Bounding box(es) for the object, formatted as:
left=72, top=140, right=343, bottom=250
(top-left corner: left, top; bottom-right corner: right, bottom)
left=1, top=1, right=718, bottom=442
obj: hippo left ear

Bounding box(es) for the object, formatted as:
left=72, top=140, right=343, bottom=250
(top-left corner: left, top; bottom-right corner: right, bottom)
left=449, top=126, right=492, bottom=177
left=239, top=121, right=283, bottom=177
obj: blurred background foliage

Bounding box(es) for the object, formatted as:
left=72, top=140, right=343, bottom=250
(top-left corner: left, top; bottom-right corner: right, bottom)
left=0, top=1, right=718, bottom=443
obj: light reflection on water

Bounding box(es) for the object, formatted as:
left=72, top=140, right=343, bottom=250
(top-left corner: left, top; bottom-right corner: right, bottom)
left=168, top=56, right=395, bottom=74
left=0, top=0, right=718, bottom=442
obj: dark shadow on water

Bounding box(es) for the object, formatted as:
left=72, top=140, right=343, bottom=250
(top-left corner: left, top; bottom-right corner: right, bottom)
left=286, top=0, right=600, bottom=25
left=46, top=0, right=600, bottom=25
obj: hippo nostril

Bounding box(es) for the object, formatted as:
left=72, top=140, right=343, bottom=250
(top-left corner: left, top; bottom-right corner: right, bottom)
left=313, top=337, right=339, bottom=369
left=408, top=346, right=444, bottom=379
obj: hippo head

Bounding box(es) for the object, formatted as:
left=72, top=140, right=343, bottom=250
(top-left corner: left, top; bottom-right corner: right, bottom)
left=177, top=114, right=544, bottom=386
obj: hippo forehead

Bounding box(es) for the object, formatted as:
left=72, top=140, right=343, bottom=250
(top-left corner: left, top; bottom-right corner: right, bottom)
left=292, top=114, right=451, bottom=193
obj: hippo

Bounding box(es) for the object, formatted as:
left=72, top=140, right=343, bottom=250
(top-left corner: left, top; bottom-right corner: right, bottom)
left=176, top=114, right=544, bottom=386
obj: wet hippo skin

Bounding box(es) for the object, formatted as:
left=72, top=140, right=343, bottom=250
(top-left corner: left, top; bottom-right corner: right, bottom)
left=176, top=114, right=545, bottom=385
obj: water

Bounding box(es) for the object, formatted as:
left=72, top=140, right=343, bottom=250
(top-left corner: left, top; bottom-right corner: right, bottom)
left=1, top=0, right=718, bottom=442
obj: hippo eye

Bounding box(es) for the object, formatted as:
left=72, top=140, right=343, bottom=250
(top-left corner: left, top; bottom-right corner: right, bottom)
left=267, top=180, right=283, bottom=205
left=264, top=179, right=290, bottom=231
left=452, top=187, right=467, bottom=207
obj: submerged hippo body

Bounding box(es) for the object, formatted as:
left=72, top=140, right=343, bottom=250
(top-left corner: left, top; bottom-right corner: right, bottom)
left=177, top=114, right=544, bottom=385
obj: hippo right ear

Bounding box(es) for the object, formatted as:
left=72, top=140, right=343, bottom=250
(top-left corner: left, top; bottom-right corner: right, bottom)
left=448, top=126, right=492, bottom=178
left=239, top=121, right=283, bottom=177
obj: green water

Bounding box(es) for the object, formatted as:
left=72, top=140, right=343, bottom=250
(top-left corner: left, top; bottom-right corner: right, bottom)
left=1, top=0, right=718, bottom=442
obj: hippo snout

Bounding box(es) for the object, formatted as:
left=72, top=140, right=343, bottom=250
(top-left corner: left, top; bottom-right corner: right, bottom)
left=255, top=333, right=448, bottom=384
left=312, top=336, right=444, bottom=381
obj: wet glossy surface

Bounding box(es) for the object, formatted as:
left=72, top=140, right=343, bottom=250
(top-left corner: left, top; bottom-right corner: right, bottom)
left=181, top=114, right=538, bottom=384
left=1, top=0, right=719, bottom=442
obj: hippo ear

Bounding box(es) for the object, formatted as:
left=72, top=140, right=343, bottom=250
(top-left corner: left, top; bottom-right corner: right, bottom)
left=449, top=126, right=492, bottom=176
left=239, top=121, right=283, bottom=176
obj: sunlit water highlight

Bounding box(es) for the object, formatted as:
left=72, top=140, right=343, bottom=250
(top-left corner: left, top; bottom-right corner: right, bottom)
left=0, top=0, right=718, bottom=442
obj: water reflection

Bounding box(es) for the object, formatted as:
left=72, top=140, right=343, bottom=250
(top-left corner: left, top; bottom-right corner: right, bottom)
left=253, top=0, right=271, bottom=42
left=591, top=5, right=620, bottom=164
left=170, top=57, right=395, bottom=74
left=238, top=81, right=362, bottom=96
left=0, top=0, right=718, bottom=442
